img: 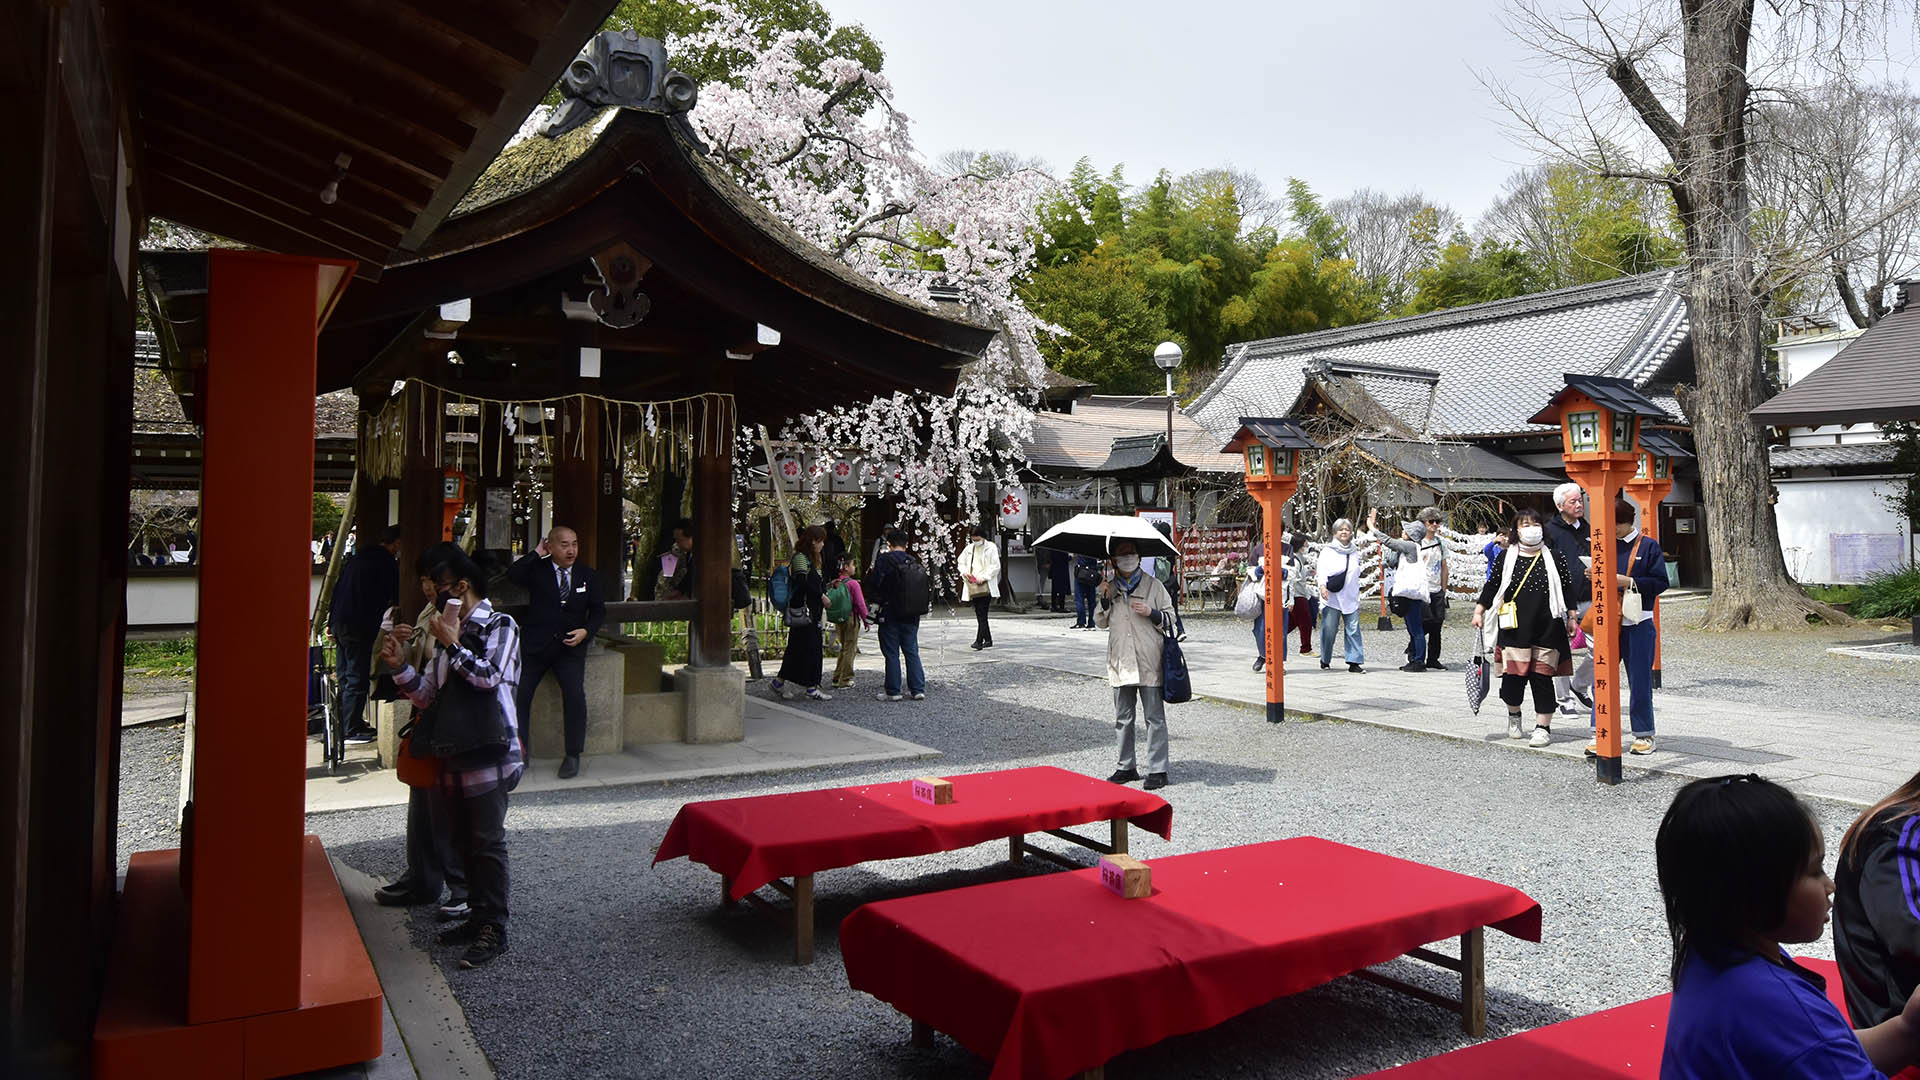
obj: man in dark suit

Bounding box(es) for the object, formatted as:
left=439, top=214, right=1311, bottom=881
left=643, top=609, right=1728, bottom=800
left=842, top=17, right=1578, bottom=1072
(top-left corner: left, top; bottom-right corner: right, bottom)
left=508, top=525, right=605, bottom=778
left=328, top=524, right=400, bottom=742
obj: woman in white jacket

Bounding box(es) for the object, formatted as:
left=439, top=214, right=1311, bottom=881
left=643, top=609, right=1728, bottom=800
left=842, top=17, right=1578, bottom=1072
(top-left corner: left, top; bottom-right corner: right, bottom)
left=1317, top=513, right=1369, bottom=672
left=957, top=524, right=1000, bottom=650
left=1095, top=539, right=1178, bottom=791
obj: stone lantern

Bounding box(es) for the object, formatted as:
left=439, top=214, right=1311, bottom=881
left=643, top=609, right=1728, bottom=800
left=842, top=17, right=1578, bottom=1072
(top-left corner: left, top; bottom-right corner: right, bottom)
left=1221, top=417, right=1318, bottom=725
left=1528, top=375, right=1672, bottom=784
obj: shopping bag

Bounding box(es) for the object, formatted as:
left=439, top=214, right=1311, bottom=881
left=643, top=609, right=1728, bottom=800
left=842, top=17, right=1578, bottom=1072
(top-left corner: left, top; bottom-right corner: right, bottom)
left=1234, top=578, right=1264, bottom=619
left=1465, top=654, right=1490, bottom=716
left=1160, top=623, right=1192, bottom=704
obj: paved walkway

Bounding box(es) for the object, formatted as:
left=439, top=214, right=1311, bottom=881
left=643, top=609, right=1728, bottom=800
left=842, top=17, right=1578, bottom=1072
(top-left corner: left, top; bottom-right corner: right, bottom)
left=304, top=694, right=937, bottom=814
left=917, top=607, right=1920, bottom=807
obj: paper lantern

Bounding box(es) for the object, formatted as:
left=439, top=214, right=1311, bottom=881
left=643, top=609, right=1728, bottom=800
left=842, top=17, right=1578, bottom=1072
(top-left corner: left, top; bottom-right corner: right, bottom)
left=998, top=485, right=1029, bottom=530
left=775, top=454, right=803, bottom=483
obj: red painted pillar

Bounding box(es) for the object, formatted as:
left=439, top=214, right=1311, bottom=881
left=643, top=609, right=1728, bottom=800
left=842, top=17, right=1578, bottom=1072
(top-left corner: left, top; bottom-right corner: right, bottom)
left=189, top=251, right=350, bottom=1022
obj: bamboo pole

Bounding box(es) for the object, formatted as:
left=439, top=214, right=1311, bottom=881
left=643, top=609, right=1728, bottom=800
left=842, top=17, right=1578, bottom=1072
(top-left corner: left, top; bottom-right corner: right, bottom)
left=310, top=473, right=359, bottom=642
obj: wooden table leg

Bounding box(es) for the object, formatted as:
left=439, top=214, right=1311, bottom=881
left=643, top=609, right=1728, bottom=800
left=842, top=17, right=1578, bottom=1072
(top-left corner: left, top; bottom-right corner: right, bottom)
left=793, top=874, right=815, bottom=965
left=1460, top=926, right=1486, bottom=1036
left=1008, top=834, right=1025, bottom=863
left=720, top=875, right=734, bottom=910
left=1109, top=818, right=1128, bottom=855
left=910, top=1019, right=933, bottom=1048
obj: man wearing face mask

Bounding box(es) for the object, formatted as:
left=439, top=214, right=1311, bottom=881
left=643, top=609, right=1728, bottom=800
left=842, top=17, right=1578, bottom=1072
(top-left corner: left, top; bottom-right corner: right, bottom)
left=1544, top=482, right=1597, bottom=714
left=1095, top=539, right=1178, bottom=791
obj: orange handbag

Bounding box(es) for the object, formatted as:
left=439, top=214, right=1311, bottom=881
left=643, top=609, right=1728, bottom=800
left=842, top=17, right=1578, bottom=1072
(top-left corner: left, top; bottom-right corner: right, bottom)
left=395, top=727, right=441, bottom=789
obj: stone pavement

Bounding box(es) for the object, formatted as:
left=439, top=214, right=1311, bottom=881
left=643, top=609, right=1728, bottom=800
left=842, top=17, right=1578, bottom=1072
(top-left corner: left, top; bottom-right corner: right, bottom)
left=304, top=693, right=937, bottom=814
left=910, top=605, right=1920, bottom=807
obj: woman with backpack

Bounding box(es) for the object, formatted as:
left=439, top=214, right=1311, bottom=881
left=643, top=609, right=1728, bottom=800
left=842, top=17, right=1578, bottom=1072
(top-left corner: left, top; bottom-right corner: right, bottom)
left=771, top=525, right=831, bottom=702
left=827, top=552, right=871, bottom=691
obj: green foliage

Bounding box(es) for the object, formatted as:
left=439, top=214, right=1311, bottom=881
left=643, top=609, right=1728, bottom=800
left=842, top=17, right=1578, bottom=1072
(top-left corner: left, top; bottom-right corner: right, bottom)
left=1879, top=421, right=1920, bottom=525
left=312, top=493, right=343, bottom=542
left=1404, top=236, right=1546, bottom=313
left=1020, top=256, right=1173, bottom=393
left=1804, top=583, right=1861, bottom=606
left=1286, top=179, right=1347, bottom=261
left=1853, top=565, right=1920, bottom=619
left=125, top=636, right=196, bottom=676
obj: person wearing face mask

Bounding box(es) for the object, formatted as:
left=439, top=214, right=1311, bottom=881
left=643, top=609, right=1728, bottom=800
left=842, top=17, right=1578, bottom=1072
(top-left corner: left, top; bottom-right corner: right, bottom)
left=1095, top=539, right=1178, bottom=791
left=1474, top=508, right=1575, bottom=748
left=379, top=543, right=522, bottom=969
left=1367, top=516, right=1430, bottom=673
left=957, top=524, right=1000, bottom=651
left=1585, top=497, right=1668, bottom=757
left=1316, top=515, right=1367, bottom=673
left=1545, top=482, right=1597, bottom=715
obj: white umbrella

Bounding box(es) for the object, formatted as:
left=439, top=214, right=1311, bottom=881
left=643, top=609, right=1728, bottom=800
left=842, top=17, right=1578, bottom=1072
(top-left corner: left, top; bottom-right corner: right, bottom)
left=1030, top=513, right=1180, bottom=560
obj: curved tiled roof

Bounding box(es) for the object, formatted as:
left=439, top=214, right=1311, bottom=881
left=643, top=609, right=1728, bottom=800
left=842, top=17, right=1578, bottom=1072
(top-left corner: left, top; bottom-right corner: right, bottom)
left=1191, top=272, right=1689, bottom=441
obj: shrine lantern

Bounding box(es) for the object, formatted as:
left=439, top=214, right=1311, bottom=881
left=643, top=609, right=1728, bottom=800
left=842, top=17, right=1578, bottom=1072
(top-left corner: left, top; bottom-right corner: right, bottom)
left=1527, top=375, right=1672, bottom=785
left=1220, top=417, right=1318, bottom=726
left=998, top=484, right=1030, bottom=531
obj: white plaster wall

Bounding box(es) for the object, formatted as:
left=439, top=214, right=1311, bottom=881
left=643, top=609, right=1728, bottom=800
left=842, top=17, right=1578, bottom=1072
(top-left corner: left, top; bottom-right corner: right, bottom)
left=128, top=574, right=326, bottom=629
left=1775, top=476, right=1912, bottom=583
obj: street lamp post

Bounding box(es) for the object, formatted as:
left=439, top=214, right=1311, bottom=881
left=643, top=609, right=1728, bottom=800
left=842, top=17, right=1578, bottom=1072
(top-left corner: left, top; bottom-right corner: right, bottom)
left=1153, top=342, right=1182, bottom=505
left=1222, top=417, right=1319, bottom=725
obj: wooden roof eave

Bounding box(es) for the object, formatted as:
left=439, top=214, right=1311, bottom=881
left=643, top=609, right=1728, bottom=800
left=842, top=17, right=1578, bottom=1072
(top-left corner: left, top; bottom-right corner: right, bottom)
left=330, top=110, right=993, bottom=383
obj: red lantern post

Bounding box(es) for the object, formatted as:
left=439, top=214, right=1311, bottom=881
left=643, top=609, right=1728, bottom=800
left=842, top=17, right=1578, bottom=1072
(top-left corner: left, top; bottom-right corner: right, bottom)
left=1222, top=418, right=1319, bottom=725
left=1529, top=377, right=1671, bottom=785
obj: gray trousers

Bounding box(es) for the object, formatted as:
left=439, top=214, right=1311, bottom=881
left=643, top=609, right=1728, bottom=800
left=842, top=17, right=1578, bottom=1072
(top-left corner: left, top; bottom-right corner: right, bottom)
left=1114, top=685, right=1169, bottom=775
left=404, top=785, right=466, bottom=902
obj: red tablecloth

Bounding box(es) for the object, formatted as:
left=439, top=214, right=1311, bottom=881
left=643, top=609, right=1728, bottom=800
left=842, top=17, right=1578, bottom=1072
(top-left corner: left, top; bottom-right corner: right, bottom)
left=1356, top=957, right=1850, bottom=1078
left=840, top=836, right=1541, bottom=1080
left=652, top=766, right=1173, bottom=901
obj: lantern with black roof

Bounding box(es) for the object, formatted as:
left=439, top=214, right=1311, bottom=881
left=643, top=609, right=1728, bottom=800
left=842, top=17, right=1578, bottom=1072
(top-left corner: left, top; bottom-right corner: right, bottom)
left=1528, top=375, right=1673, bottom=785
left=1221, top=417, right=1319, bottom=724
left=1625, top=430, right=1694, bottom=688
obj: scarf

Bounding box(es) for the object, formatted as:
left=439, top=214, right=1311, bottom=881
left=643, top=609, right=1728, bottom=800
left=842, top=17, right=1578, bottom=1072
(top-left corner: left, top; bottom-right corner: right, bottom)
left=1494, top=545, right=1567, bottom=619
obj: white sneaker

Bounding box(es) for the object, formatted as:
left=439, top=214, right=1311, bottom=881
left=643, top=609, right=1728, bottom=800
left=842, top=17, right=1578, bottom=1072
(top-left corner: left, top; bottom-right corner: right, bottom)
left=1630, top=736, right=1656, bottom=755
left=1507, top=717, right=1524, bottom=740
left=874, top=692, right=904, bottom=702
left=1529, top=727, right=1553, bottom=748
left=805, top=687, right=833, bottom=701
left=909, top=692, right=925, bottom=701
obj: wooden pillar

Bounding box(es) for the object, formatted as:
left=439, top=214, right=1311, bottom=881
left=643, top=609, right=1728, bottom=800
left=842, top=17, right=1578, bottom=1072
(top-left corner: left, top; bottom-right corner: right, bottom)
left=190, top=251, right=333, bottom=1021
left=473, top=401, right=512, bottom=553
left=551, top=396, right=600, bottom=568
left=353, top=388, right=390, bottom=544
left=692, top=393, right=736, bottom=666
left=397, top=381, right=441, bottom=585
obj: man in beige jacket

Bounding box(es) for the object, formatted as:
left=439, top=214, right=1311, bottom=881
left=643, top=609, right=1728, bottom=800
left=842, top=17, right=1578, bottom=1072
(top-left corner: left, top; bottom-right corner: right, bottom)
left=957, top=524, right=1000, bottom=651
left=1095, top=538, right=1178, bottom=791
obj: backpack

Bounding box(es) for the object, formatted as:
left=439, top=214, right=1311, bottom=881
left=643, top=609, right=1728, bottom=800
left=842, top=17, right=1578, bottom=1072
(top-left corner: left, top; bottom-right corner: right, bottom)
left=1073, top=557, right=1101, bottom=587
left=889, top=555, right=932, bottom=618
left=825, top=579, right=853, bottom=624
left=768, top=564, right=792, bottom=610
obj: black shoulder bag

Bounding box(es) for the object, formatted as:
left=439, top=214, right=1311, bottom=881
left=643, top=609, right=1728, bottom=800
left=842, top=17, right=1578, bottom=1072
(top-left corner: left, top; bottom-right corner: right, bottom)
left=416, top=614, right=512, bottom=769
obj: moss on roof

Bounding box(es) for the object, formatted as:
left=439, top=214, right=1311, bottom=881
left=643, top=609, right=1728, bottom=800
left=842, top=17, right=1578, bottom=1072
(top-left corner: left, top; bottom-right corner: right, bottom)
left=452, top=114, right=607, bottom=218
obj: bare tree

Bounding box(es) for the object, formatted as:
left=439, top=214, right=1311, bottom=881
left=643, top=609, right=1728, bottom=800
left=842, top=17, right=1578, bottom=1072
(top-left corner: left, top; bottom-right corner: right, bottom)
left=1172, top=166, right=1286, bottom=237
left=1749, top=79, right=1920, bottom=327
left=1492, top=0, right=1908, bottom=629
left=1329, top=188, right=1462, bottom=311
left=1476, top=162, right=1679, bottom=287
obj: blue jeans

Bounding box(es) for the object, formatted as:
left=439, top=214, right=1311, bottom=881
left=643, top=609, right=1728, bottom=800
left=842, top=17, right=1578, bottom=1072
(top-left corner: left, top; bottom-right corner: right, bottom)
left=1319, top=607, right=1363, bottom=665
left=1402, top=598, right=1426, bottom=665
left=1072, top=582, right=1095, bottom=627
left=878, top=618, right=925, bottom=696
left=333, top=629, right=371, bottom=732
left=1590, top=620, right=1657, bottom=736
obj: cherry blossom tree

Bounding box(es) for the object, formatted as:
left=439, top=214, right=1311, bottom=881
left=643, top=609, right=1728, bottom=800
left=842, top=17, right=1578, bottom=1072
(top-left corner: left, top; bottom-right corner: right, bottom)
left=667, top=1, right=1056, bottom=551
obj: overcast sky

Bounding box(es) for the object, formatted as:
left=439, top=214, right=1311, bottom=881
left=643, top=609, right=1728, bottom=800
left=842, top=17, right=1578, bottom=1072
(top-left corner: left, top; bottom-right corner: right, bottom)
left=820, top=0, right=1919, bottom=228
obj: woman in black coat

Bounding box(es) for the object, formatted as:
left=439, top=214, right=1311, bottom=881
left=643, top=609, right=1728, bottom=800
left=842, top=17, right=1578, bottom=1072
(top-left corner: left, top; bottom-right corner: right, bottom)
left=772, top=524, right=831, bottom=701
left=1473, top=507, right=1574, bottom=750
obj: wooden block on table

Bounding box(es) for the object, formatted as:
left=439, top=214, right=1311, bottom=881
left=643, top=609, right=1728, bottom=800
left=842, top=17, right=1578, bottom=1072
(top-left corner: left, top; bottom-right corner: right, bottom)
left=1098, top=855, right=1151, bottom=898
left=911, top=777, right=954, bottom=805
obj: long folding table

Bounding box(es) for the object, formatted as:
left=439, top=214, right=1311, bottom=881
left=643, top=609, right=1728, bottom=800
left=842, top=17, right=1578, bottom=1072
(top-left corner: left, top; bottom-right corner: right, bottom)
left=840, top=836, right=1542, bottom=1080
left=652, top=765, right=1174, bottom=963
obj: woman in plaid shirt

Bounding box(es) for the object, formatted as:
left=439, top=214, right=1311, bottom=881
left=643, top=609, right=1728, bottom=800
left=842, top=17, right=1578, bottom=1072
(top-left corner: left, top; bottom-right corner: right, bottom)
left=381, top=543, right=522, bottom=968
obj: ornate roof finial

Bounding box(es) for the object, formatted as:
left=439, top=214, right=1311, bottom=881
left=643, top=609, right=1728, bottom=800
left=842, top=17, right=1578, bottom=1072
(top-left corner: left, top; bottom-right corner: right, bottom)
left=542, top=31, right=697, bottom=139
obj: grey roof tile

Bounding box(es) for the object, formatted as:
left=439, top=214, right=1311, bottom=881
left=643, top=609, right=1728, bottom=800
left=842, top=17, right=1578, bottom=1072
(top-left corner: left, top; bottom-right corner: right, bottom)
left=1769, top=443, right=1899, bottom=467
left=1191, top=272, right=1689, bottom=441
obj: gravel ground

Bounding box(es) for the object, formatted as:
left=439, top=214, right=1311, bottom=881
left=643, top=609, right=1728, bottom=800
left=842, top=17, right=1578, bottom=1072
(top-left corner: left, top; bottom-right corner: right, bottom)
left=116, top=723, right=185, bottom=876
left=116, top=631, right=1882, bottom=1080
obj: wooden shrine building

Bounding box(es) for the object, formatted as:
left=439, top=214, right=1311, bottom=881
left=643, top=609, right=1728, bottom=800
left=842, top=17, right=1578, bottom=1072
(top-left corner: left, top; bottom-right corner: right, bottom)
left=2, top=5, right=993, bottom=1077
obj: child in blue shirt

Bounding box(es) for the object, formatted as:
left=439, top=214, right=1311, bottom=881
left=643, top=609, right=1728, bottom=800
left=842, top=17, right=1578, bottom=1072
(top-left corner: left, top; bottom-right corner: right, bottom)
left=1659, top=774, right=1920, bottom=1079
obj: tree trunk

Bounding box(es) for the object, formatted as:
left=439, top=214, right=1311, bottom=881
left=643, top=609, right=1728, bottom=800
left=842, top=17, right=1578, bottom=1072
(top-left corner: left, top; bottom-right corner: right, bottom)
left=1676, top=0, right=1846, bottom=630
